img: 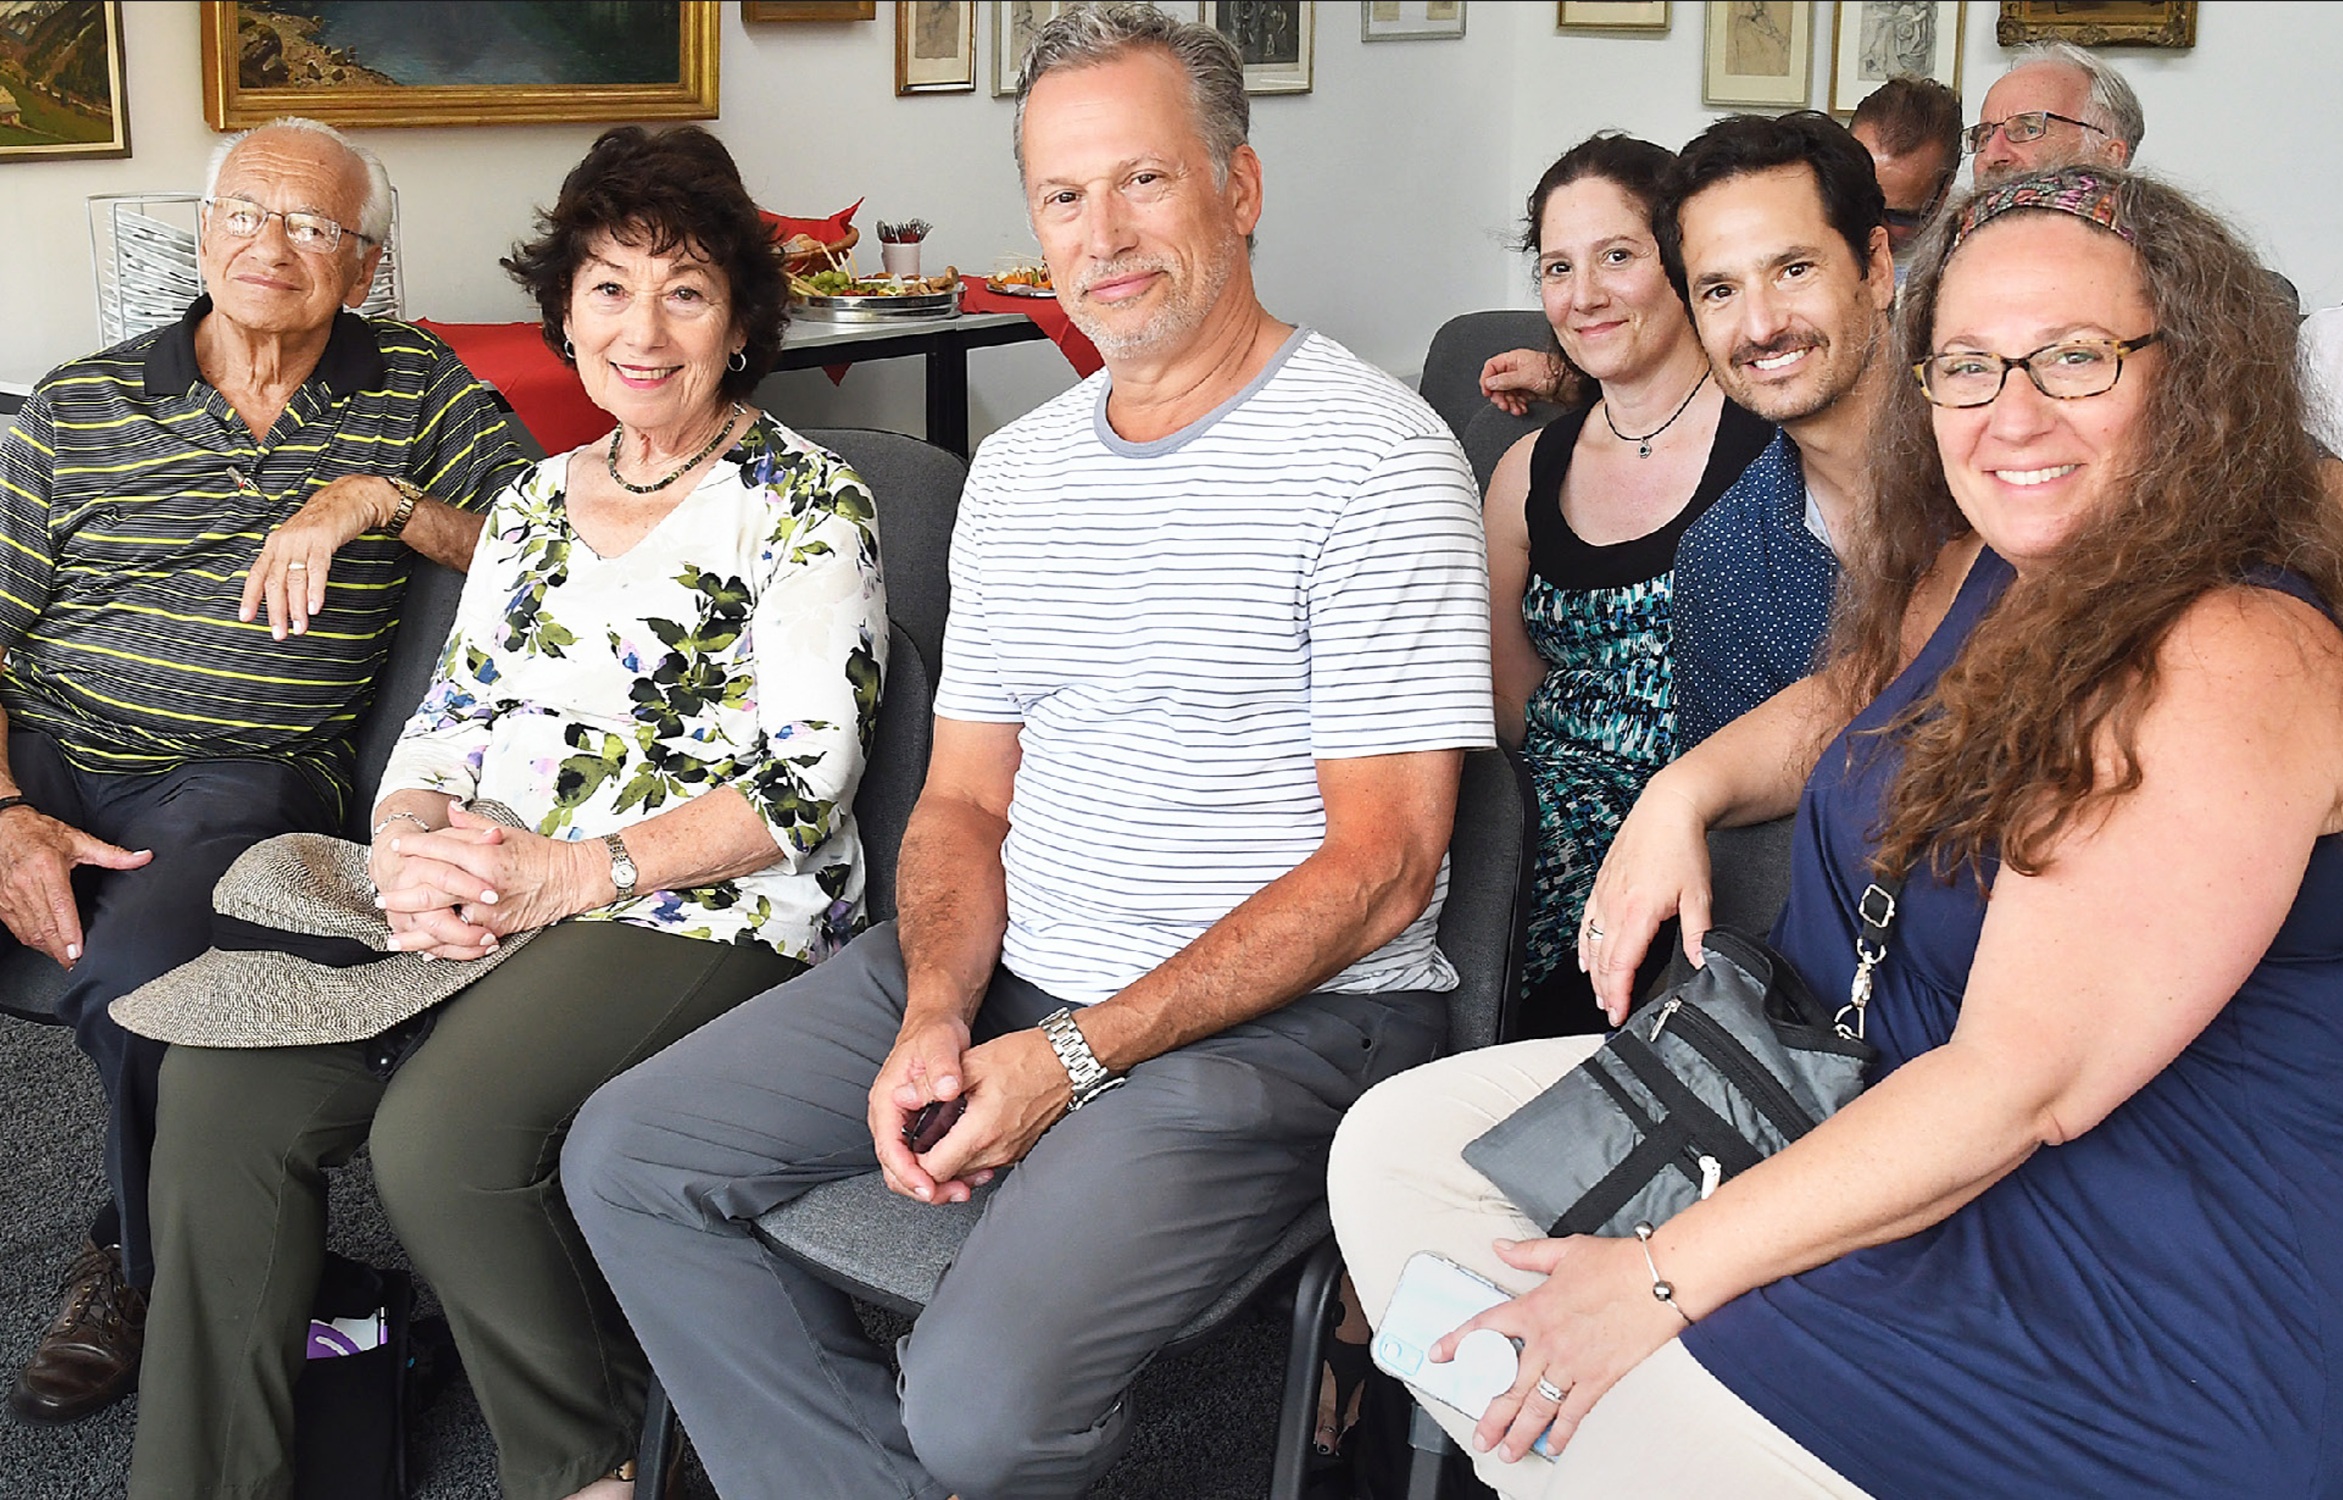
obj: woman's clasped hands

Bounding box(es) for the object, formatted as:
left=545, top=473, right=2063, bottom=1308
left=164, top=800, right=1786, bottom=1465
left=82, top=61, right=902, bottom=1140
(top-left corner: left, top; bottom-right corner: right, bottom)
left=369, top=802, right=610, bottom=960
left=1429, top=1234, right=1685, bottom=1463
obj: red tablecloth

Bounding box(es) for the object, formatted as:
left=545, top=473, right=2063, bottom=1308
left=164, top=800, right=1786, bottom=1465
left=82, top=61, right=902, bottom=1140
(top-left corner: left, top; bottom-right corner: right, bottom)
left=415, top=319, right=608, bottom=454
left=958, top=275, right=1103, bottom=378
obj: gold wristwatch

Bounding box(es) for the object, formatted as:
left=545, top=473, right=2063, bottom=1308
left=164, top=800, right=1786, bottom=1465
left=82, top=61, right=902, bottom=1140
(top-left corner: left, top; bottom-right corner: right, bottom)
left=603, top=831, right=638, bottom=901
left=385, top=477, right=425, bottom=538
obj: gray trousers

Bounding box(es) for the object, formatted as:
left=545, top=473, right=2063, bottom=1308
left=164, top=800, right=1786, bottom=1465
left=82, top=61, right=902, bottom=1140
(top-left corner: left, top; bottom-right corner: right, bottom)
left=564, top=922, right=1447, bottom=1500
left=130, top=922, right=802, bottom=1500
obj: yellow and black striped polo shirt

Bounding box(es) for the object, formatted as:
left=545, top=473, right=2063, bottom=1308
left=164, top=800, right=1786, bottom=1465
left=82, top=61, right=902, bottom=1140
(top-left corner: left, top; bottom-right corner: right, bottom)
left=0, top=297, right=530, bottom=812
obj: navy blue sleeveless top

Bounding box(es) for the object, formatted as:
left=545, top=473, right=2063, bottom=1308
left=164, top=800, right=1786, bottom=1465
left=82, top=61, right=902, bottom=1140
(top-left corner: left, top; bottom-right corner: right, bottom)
left=1685, top=548, right=2343, bottom=1497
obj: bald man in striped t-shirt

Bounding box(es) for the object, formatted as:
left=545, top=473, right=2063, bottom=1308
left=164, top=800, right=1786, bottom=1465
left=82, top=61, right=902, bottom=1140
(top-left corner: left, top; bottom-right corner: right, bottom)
left=568, top=11, right=1493, bottom=1498
left=0, top=119, right=525, bottom=1426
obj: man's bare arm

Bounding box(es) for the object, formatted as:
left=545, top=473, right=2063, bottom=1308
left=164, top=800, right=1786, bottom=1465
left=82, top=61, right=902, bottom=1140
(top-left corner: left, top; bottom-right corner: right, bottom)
left=1076, top=747, right=1462, bottom=1069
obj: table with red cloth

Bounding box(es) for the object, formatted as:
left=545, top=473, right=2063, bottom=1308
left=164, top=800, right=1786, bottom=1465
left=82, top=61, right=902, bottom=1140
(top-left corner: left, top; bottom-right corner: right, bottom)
left=417, top=279, right=1095, bottom=461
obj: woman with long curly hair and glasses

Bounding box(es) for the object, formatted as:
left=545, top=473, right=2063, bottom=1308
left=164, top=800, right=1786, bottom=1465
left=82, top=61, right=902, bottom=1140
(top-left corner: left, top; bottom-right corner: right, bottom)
left=1328, top=164, right=2343, bottom=1497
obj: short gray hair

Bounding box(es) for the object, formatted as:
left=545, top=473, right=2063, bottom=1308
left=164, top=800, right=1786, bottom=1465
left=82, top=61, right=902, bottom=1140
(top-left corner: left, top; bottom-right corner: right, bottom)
left=1012, top=3, right=1248, bottom=186
left=2007, top=40, right=2145, bottom=154
left=205, top=116, right=395, bottom=245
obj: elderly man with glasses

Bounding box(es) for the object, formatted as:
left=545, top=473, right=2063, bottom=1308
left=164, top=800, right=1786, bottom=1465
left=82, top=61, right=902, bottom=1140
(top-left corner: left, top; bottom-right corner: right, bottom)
left=1968, top=39, right=2143, bottom=187
left=0, top=115, right=526, bottom=1425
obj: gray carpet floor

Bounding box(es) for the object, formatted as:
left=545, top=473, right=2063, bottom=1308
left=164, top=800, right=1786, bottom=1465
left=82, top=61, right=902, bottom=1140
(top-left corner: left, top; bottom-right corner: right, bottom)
left=0, top=1015, right=1300, bottom=1499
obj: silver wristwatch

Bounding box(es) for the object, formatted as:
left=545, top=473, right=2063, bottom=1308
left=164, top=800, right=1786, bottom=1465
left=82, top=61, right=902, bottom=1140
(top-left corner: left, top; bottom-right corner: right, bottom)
left=602, top=831, right=638, bottom=901
left=1038, top=1007, right=1123, bottom=1109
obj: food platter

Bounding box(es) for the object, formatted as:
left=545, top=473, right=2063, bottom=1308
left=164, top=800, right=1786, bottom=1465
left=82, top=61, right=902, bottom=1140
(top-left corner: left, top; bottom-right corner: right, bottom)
left=983, top=282, right=1056, bottom=299
left=789, top=269, right=963, bottom=323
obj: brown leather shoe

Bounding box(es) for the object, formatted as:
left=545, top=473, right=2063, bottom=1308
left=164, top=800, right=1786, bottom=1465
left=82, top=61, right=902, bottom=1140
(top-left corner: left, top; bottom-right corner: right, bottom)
left=7, top=1240, right=145, bottom=1425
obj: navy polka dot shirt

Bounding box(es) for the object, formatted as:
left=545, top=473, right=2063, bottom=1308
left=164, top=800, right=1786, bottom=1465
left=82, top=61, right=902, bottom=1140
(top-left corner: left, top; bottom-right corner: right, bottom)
left=1672, top=427, right=1840, bottom=750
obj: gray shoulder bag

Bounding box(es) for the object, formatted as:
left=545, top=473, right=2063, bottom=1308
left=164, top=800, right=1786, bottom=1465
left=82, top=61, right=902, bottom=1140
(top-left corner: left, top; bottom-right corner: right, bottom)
left=1462, top=875, right=1899, bottom=1238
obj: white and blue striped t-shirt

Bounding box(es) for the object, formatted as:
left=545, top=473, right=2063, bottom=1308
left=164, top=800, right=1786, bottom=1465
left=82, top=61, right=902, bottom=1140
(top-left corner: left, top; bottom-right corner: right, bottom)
left=936, top=328, right=1496, bottom=1004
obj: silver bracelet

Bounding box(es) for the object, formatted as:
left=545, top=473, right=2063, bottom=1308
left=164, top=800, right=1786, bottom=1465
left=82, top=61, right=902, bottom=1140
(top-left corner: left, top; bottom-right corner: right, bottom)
left=1632, top=1221, right=1694, bottom=1326
left=370, top=810, right=433, bottom=841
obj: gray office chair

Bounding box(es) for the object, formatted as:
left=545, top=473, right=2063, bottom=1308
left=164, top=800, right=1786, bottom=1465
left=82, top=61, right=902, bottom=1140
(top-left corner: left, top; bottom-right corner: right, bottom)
left=633, top=746, right=1532, bottom=1500
left=1417, top=310, right=1571, bottom=496
left=798, top=426, right=966, bottom=680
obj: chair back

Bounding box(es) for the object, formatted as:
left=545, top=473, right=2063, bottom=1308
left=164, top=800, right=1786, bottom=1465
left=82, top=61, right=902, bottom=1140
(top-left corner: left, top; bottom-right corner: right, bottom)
left=345, top=559, right=467, bottom=838
left=1417, top=310, right=1558, bottom=442
left=1436, top=747, right=1532, bottom=1053
left=857, top=623, right=933, bottom=924
left=799, top=426, right=966, bottom=685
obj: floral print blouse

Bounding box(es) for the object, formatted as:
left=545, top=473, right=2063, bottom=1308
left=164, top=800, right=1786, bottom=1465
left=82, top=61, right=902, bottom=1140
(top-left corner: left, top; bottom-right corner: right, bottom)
left=377, top=416, right=887, bottom=961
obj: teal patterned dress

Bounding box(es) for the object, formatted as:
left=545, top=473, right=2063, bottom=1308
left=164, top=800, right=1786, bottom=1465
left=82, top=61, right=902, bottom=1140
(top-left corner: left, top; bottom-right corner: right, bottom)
left=1515, top=401, right=1775, bottom=1005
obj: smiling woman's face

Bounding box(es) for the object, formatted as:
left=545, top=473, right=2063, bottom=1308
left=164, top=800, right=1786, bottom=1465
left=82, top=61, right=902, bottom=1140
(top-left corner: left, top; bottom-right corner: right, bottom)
left=1535, top=176, right=1693, bottom=385
left=563, top=230, right=743, bottom=443
left=1927, top=213, right=2158, bottom=572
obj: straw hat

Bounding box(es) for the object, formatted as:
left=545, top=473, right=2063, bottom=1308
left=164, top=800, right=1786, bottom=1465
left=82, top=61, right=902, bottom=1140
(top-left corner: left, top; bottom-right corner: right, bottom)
left=110, top=802, right=550, bottom=1049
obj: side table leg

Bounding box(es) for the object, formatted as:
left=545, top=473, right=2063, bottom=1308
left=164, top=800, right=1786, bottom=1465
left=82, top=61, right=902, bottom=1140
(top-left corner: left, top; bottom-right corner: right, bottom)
left=926, top=344, right=971, bottom=457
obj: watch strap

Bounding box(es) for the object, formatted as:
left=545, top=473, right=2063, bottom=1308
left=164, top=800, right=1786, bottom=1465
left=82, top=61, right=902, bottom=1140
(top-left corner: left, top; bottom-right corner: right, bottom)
left=0, top=794, right=32, bottom=818
left=386, top=477, right=424, bottom=538
left=1038, top=1006, right=1122, bottom=1109
left=602, top=831, right=638, bottom=900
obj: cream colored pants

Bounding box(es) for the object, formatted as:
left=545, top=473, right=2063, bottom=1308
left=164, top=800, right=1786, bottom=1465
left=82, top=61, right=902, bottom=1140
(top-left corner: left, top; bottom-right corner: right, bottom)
left=1326, top=1036, right=1873, bottom=1500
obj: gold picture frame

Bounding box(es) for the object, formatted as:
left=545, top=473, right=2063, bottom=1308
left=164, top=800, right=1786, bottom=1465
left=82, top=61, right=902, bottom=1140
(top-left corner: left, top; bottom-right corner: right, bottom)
left=1557, top=2, right=1671, bottom=29
left=1996, top=1, right=2196, bottom=48
left=199, top=1, right=721, bottom=131
left=897, top=0, right=978, bottom=94
left=1, top=0, right=132, bottom=163
left=744, top=1, right=877, bottom=18
left=1703, top=2, right=1811, bottom=109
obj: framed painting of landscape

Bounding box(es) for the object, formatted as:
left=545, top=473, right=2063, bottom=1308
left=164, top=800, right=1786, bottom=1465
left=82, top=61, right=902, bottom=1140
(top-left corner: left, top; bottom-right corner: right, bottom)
left=0, top=1, right=130, bottom=163
left=200, top=1, right=721, bottom=130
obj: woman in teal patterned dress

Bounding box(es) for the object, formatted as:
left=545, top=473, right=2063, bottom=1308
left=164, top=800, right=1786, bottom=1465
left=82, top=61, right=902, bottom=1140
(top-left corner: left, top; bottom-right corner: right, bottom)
left=133, top=128, right=884, bottom=1500
left=1485, top=136, right=1772, bottom=1034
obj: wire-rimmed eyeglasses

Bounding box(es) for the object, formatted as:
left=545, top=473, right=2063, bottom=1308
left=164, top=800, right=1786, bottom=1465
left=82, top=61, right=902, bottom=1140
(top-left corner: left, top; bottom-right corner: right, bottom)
left=1963, top=111, right=2109, bottom=156
left=202, top=196, right=376, bottom=255
left=1912, top=333, right=2162, bottom=409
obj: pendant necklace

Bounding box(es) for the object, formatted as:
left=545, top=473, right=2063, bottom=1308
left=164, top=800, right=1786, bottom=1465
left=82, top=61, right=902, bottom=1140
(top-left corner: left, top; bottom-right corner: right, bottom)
left=1602, top=368, right=1710, bottom=458
left=607, top=402, right=747, bottom=495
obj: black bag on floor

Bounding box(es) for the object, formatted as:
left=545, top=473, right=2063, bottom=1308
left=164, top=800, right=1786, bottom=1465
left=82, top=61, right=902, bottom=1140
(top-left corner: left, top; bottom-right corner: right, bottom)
left=294, top=1253, right=415, bottom=1500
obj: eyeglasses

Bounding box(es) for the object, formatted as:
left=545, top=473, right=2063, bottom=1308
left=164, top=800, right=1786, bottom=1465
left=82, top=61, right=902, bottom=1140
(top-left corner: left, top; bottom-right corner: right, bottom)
left=1882, top=174, right=1954, bottom=233
left=202, top=196, right=375, bottom=255
left=1963, top=111, right=2107, bottom=156
left=1913, top=333, right=2161, bottom=408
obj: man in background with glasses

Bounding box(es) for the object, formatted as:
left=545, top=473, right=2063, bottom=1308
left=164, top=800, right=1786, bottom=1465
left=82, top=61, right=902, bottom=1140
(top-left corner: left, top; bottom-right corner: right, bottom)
left=0, top=117, right=525, bottom=1426
left=1969, top=40, right=2142, bottom=188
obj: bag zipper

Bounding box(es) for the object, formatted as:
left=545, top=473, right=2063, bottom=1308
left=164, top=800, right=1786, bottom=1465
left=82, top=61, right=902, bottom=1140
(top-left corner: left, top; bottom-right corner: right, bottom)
left=1657, top=998, right=1818, bottom=1144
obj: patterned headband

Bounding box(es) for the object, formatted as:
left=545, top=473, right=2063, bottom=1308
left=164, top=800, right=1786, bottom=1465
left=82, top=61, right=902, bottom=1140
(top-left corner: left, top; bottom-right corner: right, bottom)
left=1950, top=166, right=2134, bottom=252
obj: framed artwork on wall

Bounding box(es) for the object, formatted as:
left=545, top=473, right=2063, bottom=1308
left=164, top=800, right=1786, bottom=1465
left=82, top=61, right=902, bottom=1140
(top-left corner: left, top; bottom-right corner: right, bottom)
left=1210, top=1, right=1313, bottom=95
left=200, top=1, right=720, bottom=129
left=995, top=2, right=1205, bottom=97
left=1828, top=1, right=1960, bottom=115
left=1557, top=2, right=1669, bottom=29
left=1362, top=1, right=1466, bottom=42
left=745, top=2, right=876, bottom=19
left=1995, top=1, right=2194, bottom=48
left=897, top=0, right=977, bottom=94
left=0, top=0, right=131, bottom=162
left=1702, top=1, right=1810, bottom=108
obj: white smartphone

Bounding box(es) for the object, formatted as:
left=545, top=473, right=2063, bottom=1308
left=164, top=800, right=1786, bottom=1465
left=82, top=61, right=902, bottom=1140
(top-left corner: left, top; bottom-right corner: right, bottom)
left=1371, top=1252, right=1521, bottom=1422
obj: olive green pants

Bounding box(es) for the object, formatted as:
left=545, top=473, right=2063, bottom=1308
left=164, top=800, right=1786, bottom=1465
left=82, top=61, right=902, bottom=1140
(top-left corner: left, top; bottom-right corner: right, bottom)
left=129, top=921, right=805, bottom=1500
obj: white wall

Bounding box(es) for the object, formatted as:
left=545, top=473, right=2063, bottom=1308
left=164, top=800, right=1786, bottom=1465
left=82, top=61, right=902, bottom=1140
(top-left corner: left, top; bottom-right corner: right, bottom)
left=5, top=3, right=2339, bottom=436
left=1499, top=1, right=2343, bottom=315
left=0, top=2, right=1514, bottom=442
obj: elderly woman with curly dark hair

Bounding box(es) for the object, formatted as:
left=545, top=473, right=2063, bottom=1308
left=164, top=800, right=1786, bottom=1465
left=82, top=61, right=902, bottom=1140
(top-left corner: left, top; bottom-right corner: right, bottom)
left=1329, top=164, right=2343, bottom=1497
left=128, top=126, right=886, bottom=1500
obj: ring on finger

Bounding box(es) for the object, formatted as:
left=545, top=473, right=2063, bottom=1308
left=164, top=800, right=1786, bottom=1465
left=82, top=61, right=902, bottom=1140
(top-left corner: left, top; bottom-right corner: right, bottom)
left=1534, top=1376, right=1566, bottom=1403
left=1584, top=924, right=1605, bottom=941
left=286, top=560, right=309, bottom=570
